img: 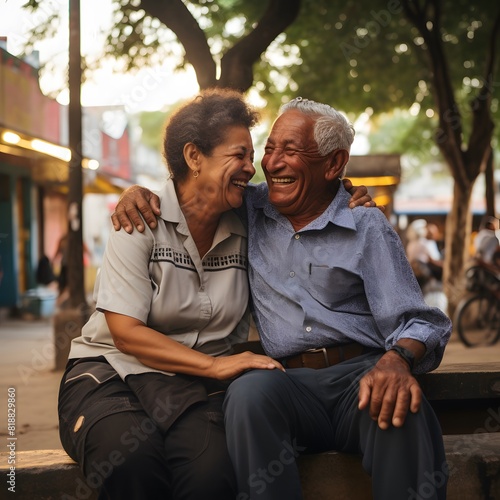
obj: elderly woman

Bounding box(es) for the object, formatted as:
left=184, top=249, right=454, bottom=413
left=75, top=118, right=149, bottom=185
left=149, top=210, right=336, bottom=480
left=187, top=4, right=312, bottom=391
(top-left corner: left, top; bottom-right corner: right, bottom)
left=58, top=89, right=286, bottom=500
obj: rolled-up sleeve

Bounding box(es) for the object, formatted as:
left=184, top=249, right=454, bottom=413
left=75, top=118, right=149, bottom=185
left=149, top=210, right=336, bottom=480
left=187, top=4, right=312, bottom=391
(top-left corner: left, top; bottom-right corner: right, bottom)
left=360, top=210, right=452, bottom=373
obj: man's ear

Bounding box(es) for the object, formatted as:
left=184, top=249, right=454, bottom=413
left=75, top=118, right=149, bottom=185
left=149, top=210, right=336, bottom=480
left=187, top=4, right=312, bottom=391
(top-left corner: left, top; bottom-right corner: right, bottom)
left=325, top=149, right=349, bottom=181
left=183, top=143, right=201, bottom=174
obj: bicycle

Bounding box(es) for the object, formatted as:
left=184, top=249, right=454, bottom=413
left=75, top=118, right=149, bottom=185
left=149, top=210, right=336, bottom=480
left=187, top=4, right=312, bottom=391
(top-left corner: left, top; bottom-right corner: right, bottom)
left=454, top=262, right=500, bottom=347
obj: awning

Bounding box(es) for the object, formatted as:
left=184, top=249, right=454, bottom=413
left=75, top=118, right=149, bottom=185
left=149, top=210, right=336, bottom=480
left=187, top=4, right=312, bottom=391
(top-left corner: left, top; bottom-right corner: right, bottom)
left=85, top=171, right=132, bottom=195
left=0, top=131, right=132, bottom=195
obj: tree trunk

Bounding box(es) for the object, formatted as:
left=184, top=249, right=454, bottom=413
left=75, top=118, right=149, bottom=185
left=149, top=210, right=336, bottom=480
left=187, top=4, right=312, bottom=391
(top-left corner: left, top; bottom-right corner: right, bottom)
left=401, top=1, right=499, bottom=322
left=443, top=181, right=473, bottom=321
left=142, top=0, right=302, bottom=92
left=484, top=147, right=496, bottom=217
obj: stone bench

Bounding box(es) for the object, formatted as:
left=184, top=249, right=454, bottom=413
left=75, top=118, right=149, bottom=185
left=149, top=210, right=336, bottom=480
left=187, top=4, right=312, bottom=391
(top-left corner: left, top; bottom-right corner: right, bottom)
left=1, top=434, right=499, bottom=499
left=299, top=433, right=500, bottom=499
left=417, top=361, right=500, bottom=435
left=1, top=361, right=499, bottom=499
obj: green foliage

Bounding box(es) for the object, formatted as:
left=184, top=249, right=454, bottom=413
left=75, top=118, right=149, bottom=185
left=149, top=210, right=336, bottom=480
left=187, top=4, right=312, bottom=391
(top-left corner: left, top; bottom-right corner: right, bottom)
left=138, top=111, right=169, bottom=150
left=278, top=1, right=498, bottom=115
left=368, top=109, right=444, bottom=178
left=22, top=0, right=500, bottom=148
left=21, top=2, right=63, bottom=55
left=94, top=3, right=183, bottom=73
left=96, top=0, right=274, bottom=74
left=273, top=0, right=418, bottom=113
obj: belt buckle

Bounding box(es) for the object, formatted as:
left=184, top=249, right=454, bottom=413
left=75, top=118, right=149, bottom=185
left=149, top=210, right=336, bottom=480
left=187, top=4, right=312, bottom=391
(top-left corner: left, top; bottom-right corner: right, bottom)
left=305, top=347, right=330, bottom=367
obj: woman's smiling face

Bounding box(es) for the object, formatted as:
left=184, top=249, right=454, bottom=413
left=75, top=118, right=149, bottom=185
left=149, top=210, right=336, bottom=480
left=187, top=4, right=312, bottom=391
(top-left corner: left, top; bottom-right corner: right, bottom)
left=198, top=125, right=256, bottom=211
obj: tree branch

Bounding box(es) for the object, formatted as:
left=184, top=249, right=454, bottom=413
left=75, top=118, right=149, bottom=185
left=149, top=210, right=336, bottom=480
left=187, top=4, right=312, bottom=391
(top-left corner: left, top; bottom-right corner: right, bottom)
left=139, top=0, right=217, bottom=88
left=219, top=0, right=302, bottom=90
left=402, top=0, right=468, bottom=188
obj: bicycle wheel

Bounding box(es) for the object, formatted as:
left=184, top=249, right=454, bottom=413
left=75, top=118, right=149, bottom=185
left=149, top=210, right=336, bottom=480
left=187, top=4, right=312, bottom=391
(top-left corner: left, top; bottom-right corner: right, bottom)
left=455, top=294, right=500, bottom=347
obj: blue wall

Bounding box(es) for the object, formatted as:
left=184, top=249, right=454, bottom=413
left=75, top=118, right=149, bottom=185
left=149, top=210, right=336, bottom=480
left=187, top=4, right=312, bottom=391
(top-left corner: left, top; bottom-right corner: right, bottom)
left=0, top=163, right=34, bottom=308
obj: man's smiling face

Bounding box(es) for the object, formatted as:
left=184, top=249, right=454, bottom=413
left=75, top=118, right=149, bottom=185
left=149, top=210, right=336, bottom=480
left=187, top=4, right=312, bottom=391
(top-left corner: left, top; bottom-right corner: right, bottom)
left=261, top=110, right=336, bottom=223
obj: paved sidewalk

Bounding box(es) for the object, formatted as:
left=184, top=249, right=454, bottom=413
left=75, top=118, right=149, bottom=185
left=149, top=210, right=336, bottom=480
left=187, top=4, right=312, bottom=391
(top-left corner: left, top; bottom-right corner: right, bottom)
left=0, top=316, right=499, bottom=452
left=0, top=317, right=61, bottom=451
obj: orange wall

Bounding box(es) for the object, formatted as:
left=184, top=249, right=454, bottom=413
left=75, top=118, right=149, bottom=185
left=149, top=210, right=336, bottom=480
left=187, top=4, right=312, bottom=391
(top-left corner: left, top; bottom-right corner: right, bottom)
left=43, top=193, right=67, bottom=261
left=0, top=48, right=61, bottom=143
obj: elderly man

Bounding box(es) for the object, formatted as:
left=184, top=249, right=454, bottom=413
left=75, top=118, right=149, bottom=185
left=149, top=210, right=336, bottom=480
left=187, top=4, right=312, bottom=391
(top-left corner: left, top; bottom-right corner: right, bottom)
left=112, top=97, right=451, bottom=500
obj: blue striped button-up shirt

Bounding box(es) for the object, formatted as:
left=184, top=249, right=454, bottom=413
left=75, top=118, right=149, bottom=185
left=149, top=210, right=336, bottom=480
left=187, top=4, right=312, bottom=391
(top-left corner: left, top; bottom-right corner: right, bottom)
left=244, top=182, right=451, bottom=374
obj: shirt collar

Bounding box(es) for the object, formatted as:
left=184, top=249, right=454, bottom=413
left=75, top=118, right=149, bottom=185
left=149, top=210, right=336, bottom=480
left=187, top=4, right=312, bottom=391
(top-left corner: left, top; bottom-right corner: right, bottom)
left=157, top=178, right=247, bottom=237
left=256, top=182, right=357, bottom=232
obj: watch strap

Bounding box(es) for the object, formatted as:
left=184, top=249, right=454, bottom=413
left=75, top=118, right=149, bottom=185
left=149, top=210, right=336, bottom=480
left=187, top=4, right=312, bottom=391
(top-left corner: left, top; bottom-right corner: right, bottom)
left=389, top=345, right=415, bottom=371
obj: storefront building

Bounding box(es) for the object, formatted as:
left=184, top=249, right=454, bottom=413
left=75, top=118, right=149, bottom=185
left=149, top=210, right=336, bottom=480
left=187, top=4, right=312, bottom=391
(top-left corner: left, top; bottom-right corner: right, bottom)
left=0, top=45, right=132, bottom=312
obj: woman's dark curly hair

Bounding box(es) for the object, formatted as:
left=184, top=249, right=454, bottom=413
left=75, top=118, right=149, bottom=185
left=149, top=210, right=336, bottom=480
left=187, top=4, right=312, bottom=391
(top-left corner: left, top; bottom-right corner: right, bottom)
left=163, top=88, right=260, bottom=183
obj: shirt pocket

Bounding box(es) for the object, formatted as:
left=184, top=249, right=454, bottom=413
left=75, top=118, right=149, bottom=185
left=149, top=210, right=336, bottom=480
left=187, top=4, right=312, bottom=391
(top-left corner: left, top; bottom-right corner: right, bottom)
left=307, top=265, right=363, bottom=309
left=69, top=396, right=143, bottom=471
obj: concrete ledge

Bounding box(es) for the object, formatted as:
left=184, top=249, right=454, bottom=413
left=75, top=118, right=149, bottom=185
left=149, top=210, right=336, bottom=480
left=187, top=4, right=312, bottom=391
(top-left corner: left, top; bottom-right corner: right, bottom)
left=2, top=434, right=499, bottom=499
left=1, top=449, right=94, bottom=500
left=299, top=434, right=500, bottom=499
left=418, top=363, right=500, bottom=435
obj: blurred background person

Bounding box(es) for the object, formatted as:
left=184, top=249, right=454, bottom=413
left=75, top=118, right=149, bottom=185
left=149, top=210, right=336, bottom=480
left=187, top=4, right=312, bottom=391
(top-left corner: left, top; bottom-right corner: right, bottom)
left=53, top=233, right=91, bottom=306
left=406, top=219, right=443, bottom=285
left=406, top=219, right=446, bottom=311
left=473, top=215, right=499, bottom=265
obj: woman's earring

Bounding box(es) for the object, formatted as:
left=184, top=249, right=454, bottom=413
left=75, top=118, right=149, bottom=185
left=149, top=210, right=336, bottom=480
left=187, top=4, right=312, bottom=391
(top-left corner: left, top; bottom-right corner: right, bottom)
left=193, top=170, right=199, bottom=178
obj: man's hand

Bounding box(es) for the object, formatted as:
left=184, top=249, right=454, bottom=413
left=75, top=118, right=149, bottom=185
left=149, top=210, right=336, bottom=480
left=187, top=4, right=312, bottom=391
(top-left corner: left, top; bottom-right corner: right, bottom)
left=358, top=349, right=422, bottom=430
left=342, top=178, right=385, bottom=212
left=112, top=185, right=160, bottom=233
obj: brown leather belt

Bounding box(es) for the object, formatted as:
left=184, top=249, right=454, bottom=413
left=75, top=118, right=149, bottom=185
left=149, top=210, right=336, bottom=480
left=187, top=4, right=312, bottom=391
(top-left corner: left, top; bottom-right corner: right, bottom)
left=283, top=342, right=367, bottom=369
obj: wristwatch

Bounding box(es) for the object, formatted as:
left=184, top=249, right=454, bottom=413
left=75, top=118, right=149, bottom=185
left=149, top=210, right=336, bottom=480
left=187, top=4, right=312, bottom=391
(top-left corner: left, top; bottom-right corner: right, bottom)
left=389, top=345, right=415, bottom=371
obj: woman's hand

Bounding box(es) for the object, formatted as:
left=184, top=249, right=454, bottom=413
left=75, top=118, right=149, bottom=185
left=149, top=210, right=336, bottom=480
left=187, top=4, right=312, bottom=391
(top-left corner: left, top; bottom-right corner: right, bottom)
left=342, top=178, right=386, bottom=211
left=106, top=311, right=284, bottom=380
left=209, top=351, right=285, bottom=380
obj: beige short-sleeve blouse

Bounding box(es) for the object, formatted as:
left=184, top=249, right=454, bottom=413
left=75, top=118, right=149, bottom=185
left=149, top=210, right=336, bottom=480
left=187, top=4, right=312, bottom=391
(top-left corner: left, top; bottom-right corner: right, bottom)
left=69, top=179, right=251, bottom=379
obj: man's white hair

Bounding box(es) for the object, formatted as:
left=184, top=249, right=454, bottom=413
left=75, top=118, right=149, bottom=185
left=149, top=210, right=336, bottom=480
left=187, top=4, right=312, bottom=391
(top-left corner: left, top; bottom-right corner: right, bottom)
left=279, top=97, right=355, bottom=156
